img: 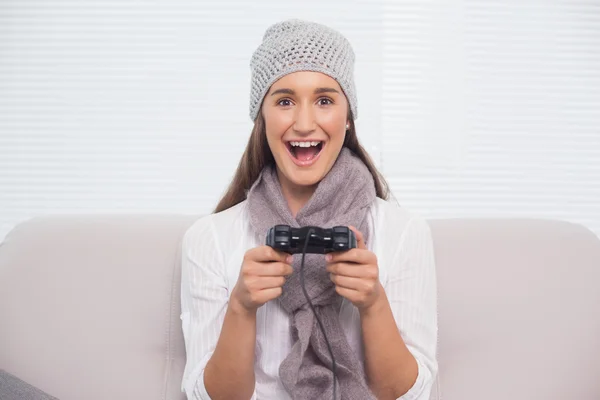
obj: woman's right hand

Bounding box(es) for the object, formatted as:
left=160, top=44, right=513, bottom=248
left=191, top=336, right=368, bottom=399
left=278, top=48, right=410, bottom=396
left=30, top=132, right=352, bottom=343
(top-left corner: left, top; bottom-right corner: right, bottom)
left=231, top=246, right=294, bottom=314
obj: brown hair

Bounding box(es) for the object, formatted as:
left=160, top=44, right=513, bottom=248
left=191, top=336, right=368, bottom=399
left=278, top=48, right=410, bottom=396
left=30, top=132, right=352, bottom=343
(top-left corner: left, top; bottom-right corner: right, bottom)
left=213, top=109, right=390, bottom=213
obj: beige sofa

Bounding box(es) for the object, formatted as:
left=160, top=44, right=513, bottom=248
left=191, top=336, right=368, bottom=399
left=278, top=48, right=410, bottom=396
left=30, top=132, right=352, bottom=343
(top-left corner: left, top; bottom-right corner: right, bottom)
left=0, top=214, right=599, bottom=400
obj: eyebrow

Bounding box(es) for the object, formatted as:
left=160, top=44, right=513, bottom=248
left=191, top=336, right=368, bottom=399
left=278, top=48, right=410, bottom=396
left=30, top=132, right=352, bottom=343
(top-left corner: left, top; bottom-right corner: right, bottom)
left=270, top=87, right=340, bottom=96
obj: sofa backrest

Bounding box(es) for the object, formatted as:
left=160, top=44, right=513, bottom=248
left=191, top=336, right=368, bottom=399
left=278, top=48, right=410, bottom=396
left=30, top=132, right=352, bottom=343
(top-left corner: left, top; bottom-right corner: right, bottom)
left=0, top=215, right=196, bottom=400
left=429, top=218, right=600, bottom=400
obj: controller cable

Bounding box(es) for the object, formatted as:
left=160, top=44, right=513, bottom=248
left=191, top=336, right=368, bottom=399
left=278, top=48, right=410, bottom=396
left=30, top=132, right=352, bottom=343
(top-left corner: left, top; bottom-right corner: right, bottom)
left=299, top=228, right=337, bottom=400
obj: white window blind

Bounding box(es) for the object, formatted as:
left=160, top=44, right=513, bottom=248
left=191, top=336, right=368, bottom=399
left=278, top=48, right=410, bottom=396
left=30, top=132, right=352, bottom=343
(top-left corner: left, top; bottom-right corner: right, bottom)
left=0, top=0, right=384, bottom=241
left=382, top=0, right=600, bottom=236
left=1, top=0, right=599, bottom=241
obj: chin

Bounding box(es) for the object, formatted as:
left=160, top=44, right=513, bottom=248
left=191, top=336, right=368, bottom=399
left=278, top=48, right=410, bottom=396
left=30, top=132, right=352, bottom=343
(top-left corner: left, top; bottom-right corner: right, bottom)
left=287, top=171, right=324, bottom=188
left=276, top=160, right=330, bottom=190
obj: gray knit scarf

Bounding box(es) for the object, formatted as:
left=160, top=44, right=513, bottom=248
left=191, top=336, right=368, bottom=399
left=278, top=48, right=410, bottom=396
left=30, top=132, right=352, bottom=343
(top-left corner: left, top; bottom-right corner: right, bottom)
left=246, top=147, right=378, bottom=400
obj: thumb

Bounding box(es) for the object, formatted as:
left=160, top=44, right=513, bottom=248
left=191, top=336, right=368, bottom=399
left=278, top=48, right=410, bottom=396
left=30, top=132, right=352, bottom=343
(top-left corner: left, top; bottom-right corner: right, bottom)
left=347, top=225, right=366, bottom=250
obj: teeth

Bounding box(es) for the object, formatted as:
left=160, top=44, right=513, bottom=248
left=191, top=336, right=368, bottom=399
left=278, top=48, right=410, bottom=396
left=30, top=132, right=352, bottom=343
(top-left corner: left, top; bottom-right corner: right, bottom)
left=290, top=141, right=321, bottom=147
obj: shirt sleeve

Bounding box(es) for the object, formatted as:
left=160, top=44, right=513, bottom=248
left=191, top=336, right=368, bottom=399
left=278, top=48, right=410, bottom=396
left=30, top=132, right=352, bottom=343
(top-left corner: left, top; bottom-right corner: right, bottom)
left=179, top=216, right=257, bottom=399
left=384, top=215, right=439, bottom=400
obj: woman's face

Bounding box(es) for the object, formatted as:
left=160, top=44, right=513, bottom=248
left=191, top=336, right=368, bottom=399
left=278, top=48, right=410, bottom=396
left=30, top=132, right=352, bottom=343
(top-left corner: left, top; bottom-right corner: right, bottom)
left=261, top=71, right=350, bottom=191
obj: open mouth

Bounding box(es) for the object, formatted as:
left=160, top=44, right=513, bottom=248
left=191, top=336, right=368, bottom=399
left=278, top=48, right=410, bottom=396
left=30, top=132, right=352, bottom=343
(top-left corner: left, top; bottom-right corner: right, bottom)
left=286, top=140, right=324, bottom=164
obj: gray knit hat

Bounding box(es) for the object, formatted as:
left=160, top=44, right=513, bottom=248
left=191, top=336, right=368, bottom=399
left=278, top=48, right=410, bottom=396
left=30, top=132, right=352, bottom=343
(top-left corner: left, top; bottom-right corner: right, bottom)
left=249, top=19, right=357, bottom=121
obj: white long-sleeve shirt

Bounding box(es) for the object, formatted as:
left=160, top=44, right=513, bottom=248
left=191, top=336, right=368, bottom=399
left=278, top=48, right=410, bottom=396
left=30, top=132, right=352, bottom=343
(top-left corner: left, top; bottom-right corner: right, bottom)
left=180, top=197, right=438, bottom=400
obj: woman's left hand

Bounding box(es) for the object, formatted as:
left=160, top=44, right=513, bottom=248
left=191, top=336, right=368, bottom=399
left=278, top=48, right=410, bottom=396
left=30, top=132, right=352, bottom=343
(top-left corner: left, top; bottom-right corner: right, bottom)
left=325, top=226, right=384, bottom=313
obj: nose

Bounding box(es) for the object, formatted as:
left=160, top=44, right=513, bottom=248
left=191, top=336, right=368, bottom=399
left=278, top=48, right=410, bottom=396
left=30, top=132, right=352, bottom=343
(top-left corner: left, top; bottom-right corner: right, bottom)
left=292, top=103, right=316, bottom=135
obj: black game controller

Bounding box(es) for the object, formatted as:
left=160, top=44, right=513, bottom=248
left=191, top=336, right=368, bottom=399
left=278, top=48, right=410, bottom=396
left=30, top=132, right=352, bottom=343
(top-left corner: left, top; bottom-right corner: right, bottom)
left=266, top=225, right=357, bottom=254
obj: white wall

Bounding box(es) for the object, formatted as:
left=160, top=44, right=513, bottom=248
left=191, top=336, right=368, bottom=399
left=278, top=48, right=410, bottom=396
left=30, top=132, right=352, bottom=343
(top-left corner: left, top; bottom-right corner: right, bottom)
left=1, top=0, right=599, bottom=242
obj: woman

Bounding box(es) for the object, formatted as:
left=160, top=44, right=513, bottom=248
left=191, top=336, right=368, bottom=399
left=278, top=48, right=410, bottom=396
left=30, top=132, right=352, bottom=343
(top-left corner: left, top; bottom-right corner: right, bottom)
left=180, top=19, right=438, bottom=400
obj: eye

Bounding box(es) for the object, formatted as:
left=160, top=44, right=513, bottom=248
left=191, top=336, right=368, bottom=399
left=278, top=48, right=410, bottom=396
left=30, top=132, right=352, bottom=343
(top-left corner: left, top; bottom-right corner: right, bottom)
left=277, top=98, right=293, bottom=107
left=318, top=97, right=333, bottom=106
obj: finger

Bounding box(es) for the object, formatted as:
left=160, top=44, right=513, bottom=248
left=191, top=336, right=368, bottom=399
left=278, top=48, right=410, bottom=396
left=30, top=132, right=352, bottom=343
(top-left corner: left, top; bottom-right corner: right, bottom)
left=330, top=274, right=369, bottom=291
left=327, top=262, right=378, bottom=279
left=348, top=225, right=366, bottom=250
left=252, top=287, right=283, bottom=304
left=334, top=285, right=360, bottom=301
left=250, top=261, right=293, bottom=277
left=326, top=248, right=375, bottom=265
left=248, top=246, right=293, bottom=264
left=247, top=276, right=287, bottom=291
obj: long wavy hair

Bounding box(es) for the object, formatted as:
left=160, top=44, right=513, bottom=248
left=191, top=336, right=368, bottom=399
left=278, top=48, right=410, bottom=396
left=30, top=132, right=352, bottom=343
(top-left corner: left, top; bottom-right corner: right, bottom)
left=213, top=108, right=390, bottom=213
